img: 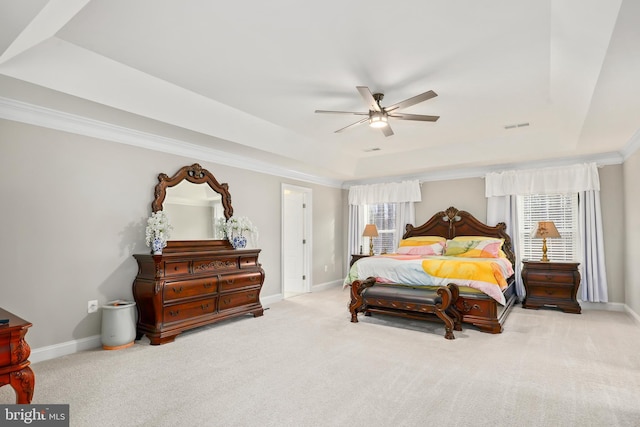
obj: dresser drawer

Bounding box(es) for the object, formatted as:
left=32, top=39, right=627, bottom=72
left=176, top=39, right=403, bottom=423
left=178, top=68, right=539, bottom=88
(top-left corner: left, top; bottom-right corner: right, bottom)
left=164, top=278, right=218, bottom=302
left=163, top=298, right=216, bottom=323
left=219, top=290, right=260, bottom=311
left=219, top=272, right=262, bottom=292
left=164, top=261, right=190, bottom=277
left=525, top=270, right=575, bottom=284
left=192, top=257, right=238, bottom=274
left=239, top=255, right=259, bottom=269
left=527, top=283, right=573, bottom=299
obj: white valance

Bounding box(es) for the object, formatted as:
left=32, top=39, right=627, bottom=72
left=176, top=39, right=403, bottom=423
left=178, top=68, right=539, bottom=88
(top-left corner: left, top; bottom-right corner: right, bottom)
left=348, top=180, right=422, bottom=205
left=485, top=163, right=600, bottom=197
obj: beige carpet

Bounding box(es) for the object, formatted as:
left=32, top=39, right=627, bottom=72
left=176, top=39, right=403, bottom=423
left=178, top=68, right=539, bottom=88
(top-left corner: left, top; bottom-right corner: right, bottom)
left=2, top=286, right=640, bottom=427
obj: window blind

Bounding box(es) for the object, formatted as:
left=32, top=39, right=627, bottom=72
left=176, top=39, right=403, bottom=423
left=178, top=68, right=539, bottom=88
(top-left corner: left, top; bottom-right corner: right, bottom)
left=517, top=193, right=579, bottom=262
left=364, top=203, right=397, bottom=254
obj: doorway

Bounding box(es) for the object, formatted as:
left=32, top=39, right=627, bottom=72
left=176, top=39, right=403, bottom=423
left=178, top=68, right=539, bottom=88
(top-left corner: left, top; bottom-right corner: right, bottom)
left=282, top=184, right=312, bottom=298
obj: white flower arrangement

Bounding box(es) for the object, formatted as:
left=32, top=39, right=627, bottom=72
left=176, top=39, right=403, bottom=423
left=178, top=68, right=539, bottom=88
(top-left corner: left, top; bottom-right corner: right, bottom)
left=217, top=216, right=258, bottom=248
left=145, top=210, right=173, bottom=252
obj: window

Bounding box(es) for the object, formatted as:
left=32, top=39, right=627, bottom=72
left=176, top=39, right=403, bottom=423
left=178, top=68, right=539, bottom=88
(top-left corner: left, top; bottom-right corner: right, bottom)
left=517, top=193, right=579, bottom=262
left=363, top=203, right=397, bottom=254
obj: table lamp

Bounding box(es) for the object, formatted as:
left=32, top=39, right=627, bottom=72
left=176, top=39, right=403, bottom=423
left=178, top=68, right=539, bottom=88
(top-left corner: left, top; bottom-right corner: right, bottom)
left=362, top=224, right=379, bottom=256
left=531, top=221, right=561, bottom=262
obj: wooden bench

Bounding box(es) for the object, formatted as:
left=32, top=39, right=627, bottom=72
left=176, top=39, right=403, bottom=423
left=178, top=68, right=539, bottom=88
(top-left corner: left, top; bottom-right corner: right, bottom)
left=348, top=277, right=462, bottom=339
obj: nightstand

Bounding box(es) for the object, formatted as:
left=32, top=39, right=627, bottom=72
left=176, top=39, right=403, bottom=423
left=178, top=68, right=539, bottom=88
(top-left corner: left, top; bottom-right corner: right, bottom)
left=350, top=254, right=370, bottom=267
left=521, top=261, right=581, bottom=314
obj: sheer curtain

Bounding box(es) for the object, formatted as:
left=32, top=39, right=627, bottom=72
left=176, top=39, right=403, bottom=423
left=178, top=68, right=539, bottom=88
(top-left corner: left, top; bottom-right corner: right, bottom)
left=578, top=190, right=609, bottom=302
left=347, top=205, right=363, bottom=264
left=486, top=163, right=608, bottom=302
left=487, top=195, right=524, bottom=299
left=347, top=180, right=421, bottom=270
left=395, top=202, right=416, bottom=246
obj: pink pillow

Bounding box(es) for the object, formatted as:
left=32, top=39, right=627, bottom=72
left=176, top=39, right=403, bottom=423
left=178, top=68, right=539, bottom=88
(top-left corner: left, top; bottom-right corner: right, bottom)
left=396, top=242, right=445, bottom=256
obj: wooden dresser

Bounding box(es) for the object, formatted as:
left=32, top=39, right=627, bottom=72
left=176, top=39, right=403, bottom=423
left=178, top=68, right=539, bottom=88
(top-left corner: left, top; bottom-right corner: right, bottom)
left=521, top=261, right=581, bottom=314
left=133, top=241, right=265, bottom=345
left=0, top=308, right=35, bottom=403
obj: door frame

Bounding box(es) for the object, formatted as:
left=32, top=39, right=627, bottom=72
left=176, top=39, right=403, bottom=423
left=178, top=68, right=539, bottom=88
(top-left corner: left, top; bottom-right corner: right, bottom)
left=281, top=183, right=312, bottom=296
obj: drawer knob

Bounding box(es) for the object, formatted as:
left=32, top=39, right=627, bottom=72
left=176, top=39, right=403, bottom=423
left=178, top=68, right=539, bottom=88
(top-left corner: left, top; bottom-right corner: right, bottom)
left=201, top=303, right=209, bottom=310
left=249, top=276, right=257, bottom=282
left=248, top=293, right=255, bottom=299
left=545, top=289, right=555, bottom=295
left=223, top=298, right=231, bottom=305
left=172, top=286, right=183, bottom=294
left=169, top=310, right=179, bottom=317
left=203, top=282, right=213, bottom=289
left=226, top=278, right=235, bottom=284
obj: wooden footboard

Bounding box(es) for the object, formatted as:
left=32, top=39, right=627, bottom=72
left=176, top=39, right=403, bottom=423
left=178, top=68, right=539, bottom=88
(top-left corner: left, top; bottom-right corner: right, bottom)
left=455, top=287, right=516, bottom=334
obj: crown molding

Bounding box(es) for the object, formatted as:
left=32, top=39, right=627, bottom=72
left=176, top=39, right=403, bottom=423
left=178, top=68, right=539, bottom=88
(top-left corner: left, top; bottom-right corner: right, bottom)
left=621, top=127, right=640, bottom=161
left=342, top=149, right=627, bottom=188
left=0, top=96, right=344, bottom=188
left=3, top=96, right=635, bottom=190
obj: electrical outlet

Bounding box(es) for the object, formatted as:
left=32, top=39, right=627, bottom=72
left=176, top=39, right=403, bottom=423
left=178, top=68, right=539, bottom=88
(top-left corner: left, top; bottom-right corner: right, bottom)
left=87, top=300, right=98, bottom=313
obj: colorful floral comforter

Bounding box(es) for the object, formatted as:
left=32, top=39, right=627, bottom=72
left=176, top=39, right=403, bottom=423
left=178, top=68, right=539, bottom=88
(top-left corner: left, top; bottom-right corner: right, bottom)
left=344, top=254, right=514, bottom=305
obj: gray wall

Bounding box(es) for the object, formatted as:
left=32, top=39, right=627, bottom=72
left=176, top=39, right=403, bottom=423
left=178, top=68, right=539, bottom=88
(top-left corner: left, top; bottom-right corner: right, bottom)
left=0, top=119, right=345, bottom=349
left=1, top=114, right=635, bottom=354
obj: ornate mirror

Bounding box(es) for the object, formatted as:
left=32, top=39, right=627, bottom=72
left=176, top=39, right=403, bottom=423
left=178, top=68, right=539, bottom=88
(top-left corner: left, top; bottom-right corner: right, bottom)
left=152, top=164, right=233, bottom=250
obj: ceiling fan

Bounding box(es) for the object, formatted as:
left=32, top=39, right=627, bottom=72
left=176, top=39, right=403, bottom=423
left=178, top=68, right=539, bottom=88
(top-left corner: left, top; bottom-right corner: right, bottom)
left=315, top=86, right=439, bottom=137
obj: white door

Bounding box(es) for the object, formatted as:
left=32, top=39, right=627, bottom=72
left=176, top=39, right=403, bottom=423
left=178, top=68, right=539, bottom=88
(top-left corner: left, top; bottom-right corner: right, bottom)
left=282, top=184, right=311, bottom=298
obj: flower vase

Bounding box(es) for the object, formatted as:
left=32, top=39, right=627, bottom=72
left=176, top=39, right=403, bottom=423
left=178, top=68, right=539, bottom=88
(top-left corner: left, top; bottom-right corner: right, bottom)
left=151, top=237, right=165, bottom=255
left=231, top=235, right=247, bottom=249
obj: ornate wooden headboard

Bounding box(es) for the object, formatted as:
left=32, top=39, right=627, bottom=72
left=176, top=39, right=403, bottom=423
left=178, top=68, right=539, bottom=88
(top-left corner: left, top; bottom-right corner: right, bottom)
left=402, top=206, right=516, bottom=267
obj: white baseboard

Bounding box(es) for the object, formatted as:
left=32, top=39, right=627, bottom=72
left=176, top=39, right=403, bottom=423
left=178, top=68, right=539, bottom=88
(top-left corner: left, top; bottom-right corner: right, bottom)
left=624, top=304, right=640, bottom=325
left=262, top=280, right=343, bottom=307
left=311, top=280, right=343, bottom=292
left=261, top=293, right=283, bottom=307
left=579, top=300, right=640, bottom=325
left=579, top=300, right=626, bottom=312
left=30, top=335, right=102, bottom=364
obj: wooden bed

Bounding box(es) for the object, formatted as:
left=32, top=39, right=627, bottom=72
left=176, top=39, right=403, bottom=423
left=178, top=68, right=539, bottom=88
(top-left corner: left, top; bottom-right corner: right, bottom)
left=349, top=206, right=517, bottom=334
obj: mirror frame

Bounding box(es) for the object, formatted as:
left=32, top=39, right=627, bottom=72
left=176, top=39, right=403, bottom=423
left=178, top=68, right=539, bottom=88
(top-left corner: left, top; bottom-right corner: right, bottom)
left=152, top=163, right=234, bottom=252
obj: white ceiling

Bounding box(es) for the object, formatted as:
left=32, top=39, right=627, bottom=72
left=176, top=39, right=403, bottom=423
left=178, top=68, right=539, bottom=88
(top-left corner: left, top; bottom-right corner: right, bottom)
left=1, top=0, right=639, bottom=185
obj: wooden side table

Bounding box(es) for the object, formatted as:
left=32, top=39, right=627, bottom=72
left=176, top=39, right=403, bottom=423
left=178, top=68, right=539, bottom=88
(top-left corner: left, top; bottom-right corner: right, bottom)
left=350, top=254, right=370, bottom=267
left=521, top=261, right=581, bottom=314
left=0, top=308, right=35, bottom=403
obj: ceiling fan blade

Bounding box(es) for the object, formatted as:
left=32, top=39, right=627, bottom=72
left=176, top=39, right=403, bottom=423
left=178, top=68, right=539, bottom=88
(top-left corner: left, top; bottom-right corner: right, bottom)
left=356, top=86, right=382, bottom=112
left=381, top=124, right=394, bottom=137
left=385, top=90, right=437, bottom=113
left=335, top=117, right=369, bottom=133
left=388, top=113, right=440, bottom=122
left=315, top=110, right=368, bottom=115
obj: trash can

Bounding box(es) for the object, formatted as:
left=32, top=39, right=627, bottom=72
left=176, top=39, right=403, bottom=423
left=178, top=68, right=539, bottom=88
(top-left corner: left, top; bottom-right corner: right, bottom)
left=101, top=300, right=136, bottom=350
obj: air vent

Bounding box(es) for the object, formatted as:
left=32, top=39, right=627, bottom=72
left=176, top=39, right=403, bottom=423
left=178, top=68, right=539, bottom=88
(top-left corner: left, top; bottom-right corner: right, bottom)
left=504, top=122, right=530, bottom=130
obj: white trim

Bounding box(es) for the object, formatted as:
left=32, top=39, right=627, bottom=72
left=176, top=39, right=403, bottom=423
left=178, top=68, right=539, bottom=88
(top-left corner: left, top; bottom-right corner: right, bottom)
left=281, top=183, right=313, bottom=296
left=579, top=301, right=626, bottom=312
left=621, top=127, right=640, bottom=160
left=30, top=334, right=102, bottom=364
left=260, top=293, right=283, bottom=307
left=343, top=153, right=626, bottom=187
left=624, top=304, right=640, bottom=325
left=0, top=96, right=343, bottom=188
left=311, top=280, right=343, bottom=292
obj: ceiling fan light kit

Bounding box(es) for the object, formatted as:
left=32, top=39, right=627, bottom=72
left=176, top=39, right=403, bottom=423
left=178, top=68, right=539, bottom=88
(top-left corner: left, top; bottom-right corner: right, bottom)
left=369, top=112, right=388, bottom=128
left=315, top=86, right=439, bottom=137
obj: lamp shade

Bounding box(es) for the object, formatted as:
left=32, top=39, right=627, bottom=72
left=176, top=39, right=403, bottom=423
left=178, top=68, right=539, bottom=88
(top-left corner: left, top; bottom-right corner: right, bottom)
left=531, top=221, right=561, bottom=239
left=362, top=224, right=379, bottom=237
